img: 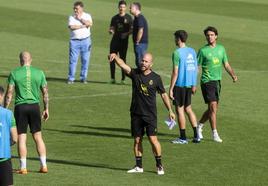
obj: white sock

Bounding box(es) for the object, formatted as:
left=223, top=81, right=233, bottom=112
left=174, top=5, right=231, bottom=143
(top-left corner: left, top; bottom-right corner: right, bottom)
left=212, top=129, right=218, bottom=134
left=198, top=123, right=204, bottom=128
left=20, top=158, right=27, bottom=169
left=40, top=156, right=47, bottom=167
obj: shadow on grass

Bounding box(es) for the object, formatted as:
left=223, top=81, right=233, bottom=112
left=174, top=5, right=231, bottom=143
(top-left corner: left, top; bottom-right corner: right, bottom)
left=12, top=156, right=129, bottom=172
left=71, top=125, right=178, bottom=138
left=45, top=128, right=132, bottom=139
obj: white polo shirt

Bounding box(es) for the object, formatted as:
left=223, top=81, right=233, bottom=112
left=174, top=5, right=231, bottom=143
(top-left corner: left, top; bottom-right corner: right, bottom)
left=68, top=12, right=92, bottom=39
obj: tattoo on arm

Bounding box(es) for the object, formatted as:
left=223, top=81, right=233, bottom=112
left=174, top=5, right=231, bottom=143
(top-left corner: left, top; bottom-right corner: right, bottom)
left=4, top=85, right=14, bottom=108
left=42, top=85, right=49, bottom=110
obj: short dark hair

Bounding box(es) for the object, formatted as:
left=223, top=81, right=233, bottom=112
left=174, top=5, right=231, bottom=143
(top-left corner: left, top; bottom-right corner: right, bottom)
left=0, top=86, right=4, bottom=95
left=74, top=1, right=84, bottom=7
left=132, top=2, right=141, bottom=10
left=174, top=30, right=188, bottom=43
left=118, top=0, right=127, bottom=7
left=204, top=26, right=218, bottom=36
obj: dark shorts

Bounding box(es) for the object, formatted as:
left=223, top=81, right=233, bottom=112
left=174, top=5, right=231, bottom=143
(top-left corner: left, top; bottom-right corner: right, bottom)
left=131, top=113, right=157, bottom=137
left=14, top=103, right=41, bottom=134
left=110, top=38, right=128, bottom=54
left=173, top=87, right=192, bottom=107
left=0, top=159, right=13, bottom=186
left=201, top=81, right=221, bottom=103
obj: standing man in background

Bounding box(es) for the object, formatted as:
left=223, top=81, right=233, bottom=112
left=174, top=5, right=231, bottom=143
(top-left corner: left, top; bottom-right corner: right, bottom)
left=169, top=30, right=200, bottom=144
left=68, top=1, right=93, bottom=84
left=0, top=86, right=17, bottom=186
left=5, top=51, right=49, bottom=174
left=130, top=2, right=148, bottom=68
left=109, top=0, right=133, bottom=84
left=197, top=26, right=238, bottom=143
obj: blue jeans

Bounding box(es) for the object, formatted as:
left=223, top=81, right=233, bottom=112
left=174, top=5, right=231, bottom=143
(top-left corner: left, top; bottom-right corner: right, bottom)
left=68, top=37, right=92, bottom=81
left=134, top=43, right=148, bottom=68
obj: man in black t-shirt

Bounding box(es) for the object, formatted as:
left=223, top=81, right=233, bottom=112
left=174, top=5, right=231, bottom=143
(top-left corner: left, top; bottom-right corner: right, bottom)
left=130, top=2, right=148, bottom=68
left=109, top=52, right=175, bottom=175
left=109, top=0, right=133, bottom=84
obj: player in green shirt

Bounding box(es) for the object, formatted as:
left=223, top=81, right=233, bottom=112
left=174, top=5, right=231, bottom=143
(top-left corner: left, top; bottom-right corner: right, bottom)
left=197, top=26, right=237, bottom=143
left=4, top=51, right=49, bottom=174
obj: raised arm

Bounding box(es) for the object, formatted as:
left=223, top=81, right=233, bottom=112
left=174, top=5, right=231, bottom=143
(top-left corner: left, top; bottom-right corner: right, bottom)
left=224, top=62, right=238, bottom=82
left=4, top=84, right=14, bottom=108
left=109, top=53, right=132, bottom=75
left=160, top=92, right=176, bottom=120
left=41, top=85, right=49, bottom=121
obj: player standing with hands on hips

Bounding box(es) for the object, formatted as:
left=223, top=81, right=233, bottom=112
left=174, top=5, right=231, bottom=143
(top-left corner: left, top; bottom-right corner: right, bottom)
left=5, top=51, right=49, bottom=174
left=109, top=52, right=175, bottom=175
left=197, top=26, right=238, bottom=142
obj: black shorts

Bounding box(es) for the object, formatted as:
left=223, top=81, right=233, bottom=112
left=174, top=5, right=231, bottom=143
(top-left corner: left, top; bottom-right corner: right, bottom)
left=14, top=103, right=41, bottom=134
left=110, top=38, right=128, bottom=53
left=173, top=87, right=192, bottom=107
left=0, top=159, right=13, bottom=186
left=131, top=113, right=157, bottom=137
left=201, top=81, right=221, bottom=103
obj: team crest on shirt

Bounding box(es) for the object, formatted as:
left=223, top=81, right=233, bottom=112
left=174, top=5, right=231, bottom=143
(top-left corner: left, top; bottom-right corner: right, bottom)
left=140, top=84, right=149, bottom=96
left=149, top=80, right=153, bottom=85
left=212, top=57, right=220, bottom=64
left=124, top=18, right=127, bottom=23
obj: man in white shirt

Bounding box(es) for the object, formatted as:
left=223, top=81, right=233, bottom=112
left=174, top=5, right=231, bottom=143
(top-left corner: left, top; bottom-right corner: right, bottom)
left=68, top=1, right=93, bottom=84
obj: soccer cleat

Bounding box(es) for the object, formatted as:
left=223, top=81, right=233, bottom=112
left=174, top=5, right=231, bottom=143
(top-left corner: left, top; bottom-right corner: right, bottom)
left=171, top=138, right=188, bottom=144
left=39, top=166, right=48, bottom=173
left=157, top=166, right=165, bottom=175
left=17, top=168, right=28, bottom=174
left=212, top=133, right=223, bottom=143
left=127, top=166, right=143, bottom=173
left=192, top=137, right=201, bottom=143
left=197, top=124, right=204, bottom=140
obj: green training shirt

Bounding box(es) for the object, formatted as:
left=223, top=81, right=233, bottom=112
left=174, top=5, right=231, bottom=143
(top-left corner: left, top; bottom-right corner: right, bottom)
left=198, top=44, right=228, bottom=84
left=8, top=66, right=47, bottom=105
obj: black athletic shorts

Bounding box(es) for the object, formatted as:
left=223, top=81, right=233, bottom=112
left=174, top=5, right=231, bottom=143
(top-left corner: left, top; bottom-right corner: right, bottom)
left=131, top=113, right=157, bottom=137
left=201, top=80, right=221, bottom=103
left=0, top=159, right=13, bottom=186
left=173, top=86, right=192, bottom=107
left=110, top=38, right=128, bottom=53
left=14, top=103, right=41, bottom=134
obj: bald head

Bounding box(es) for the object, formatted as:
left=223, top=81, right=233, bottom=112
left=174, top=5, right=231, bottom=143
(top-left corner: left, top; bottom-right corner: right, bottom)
left=143, top=52, right=153, bottom=63
left=19, top=51, right=32, bottom=66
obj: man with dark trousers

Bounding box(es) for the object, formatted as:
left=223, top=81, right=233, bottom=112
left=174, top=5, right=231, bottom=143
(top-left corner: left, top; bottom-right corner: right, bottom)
left=109, top=0, right=133, bottom=84
left=130, top=2, right=148, bottom=68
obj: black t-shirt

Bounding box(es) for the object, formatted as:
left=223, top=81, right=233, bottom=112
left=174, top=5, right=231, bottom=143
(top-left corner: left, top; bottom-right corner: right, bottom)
left=110, top=13, right=133, bottom=40
left=128, top=69, right=165, bottom=120
left=132, top=14, right=148, bottom=44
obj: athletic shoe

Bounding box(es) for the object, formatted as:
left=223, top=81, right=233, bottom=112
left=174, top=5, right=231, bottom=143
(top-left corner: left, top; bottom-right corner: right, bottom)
left=39, top=166, right=48, bottom=173
left=67, top=80, right=74, bottom=84
left=110, top=79, right=116, bottom=84
left=80, top=80, right=88, bottom=84
left=212, top=133, right=223, bottom=143
left=157, top=166, right=164, bottom=175
left=197, top=124, right=204, bottom=140
left=127, top=166, right=143, bottom=173
left=171, top=138, right=188, bottom=144
left=192, top=137, right=201, bottom=143
left=17, top=168, right=28, bottom=174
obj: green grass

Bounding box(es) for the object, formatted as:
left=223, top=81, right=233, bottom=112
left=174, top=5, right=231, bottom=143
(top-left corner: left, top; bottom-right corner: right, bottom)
left=0, top=0, right=267, bottom=185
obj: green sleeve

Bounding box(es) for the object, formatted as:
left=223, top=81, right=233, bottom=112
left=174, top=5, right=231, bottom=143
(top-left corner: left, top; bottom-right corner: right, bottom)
left=7, top=73, right=15, bottom=85
left=197, top=50, right=203, bottom=65
left=11, top=114, right=16, bottom=128
left=222, top=46, right=228, bottom=63
left=172, top=51, right=180, bottom=67
left=40, top=71, right=47, bottom=88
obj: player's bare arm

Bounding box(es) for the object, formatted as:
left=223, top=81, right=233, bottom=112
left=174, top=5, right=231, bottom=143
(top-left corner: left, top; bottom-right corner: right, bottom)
left=169, top=65, right=178, bottom=100
left=109, top=53, right=131, bottom=75
left=224, top=62, right=238, bottom=82
left=136, top=28, right=144, bottom=44
left=160, top=93, right=176, bottom=120
left=4, top=84, right=14, bottom=108
left=41, top=85, right=49, bottom=121
left=10, top=127, right=18, bottom=146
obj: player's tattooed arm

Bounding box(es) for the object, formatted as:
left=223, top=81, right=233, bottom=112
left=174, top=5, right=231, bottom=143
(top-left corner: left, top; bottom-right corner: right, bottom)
left=4, top=85, right=14, bottom=108
left=41, top=85, right=49, bottom=121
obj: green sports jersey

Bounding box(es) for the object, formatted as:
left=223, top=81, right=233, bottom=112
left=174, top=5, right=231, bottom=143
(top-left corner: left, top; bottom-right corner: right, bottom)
left=8, top=66, right=47, bottom=105
left=198, top=44, right=228, bottom=84
left=172, top=49, right=180, bottom=67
